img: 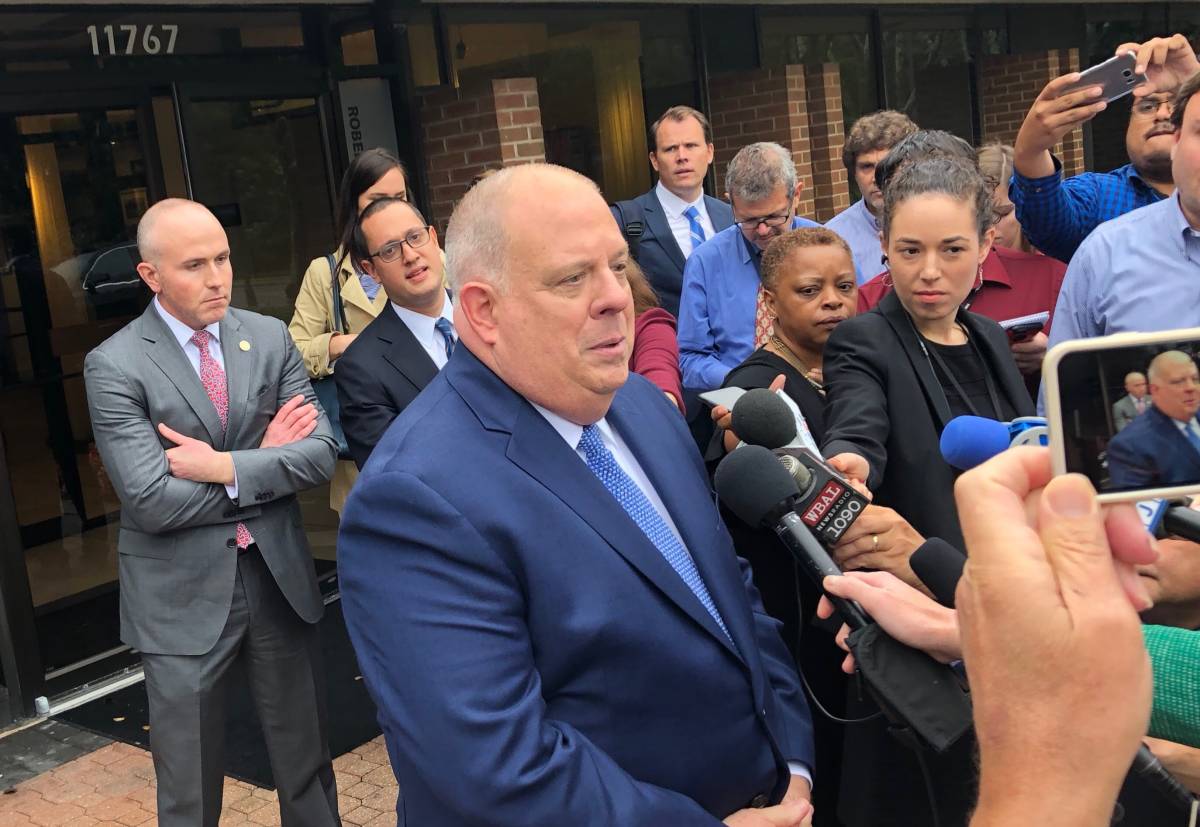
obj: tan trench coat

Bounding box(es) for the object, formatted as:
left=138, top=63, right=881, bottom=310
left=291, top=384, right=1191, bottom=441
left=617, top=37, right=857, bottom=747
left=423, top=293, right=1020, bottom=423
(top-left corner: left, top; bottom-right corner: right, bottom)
left=288, top=250, right=387, bottom=513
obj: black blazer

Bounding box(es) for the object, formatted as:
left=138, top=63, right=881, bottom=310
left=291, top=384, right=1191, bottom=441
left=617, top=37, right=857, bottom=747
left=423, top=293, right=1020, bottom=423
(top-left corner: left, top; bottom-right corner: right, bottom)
left=611, top=189, right=734, bottom=318
left=334, top=305, right=439, bottom=469
left=822, top=290, right=1033, bottom=552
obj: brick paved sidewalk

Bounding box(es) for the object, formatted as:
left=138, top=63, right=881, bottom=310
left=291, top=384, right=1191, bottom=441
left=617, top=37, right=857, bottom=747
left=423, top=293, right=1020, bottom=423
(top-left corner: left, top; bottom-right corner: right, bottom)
left=0, top=731, right=398, bottom=826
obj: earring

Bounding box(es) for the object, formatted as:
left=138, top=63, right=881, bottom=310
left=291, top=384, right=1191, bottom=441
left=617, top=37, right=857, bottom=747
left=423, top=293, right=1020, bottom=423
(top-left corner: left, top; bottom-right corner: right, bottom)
left=973, top=263, right=984, bottom=292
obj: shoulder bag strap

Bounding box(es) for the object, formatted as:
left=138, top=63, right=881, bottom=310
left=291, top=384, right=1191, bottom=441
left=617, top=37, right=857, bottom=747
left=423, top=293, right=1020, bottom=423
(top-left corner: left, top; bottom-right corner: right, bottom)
left=327, top=253, right=348, bottom=334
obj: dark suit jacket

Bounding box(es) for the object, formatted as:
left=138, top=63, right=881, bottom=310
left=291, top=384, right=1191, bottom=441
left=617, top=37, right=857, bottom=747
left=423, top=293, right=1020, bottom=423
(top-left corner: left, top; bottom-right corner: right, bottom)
left=334, top=305, right=438, bottom=470
left=338, top=346, right=814, bottom=826
left=1107, top=405, right=1200, bottom=489
left=612, top=189, right=734, bottom=318
left=822, top=291, right=1034, bottom=552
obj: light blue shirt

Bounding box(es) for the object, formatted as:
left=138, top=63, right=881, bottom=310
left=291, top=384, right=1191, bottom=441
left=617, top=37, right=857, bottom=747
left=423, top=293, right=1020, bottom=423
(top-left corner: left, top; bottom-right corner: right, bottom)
left=152, top=297, right=238, bottom=501
left=678, top=217, right=820, bottom=392
left=1047, top=193, right=1200, bottom=348
left=655, top=181, right=716, bottom=258
left=530, top=400, right=812, bottom=786
left=825, top=198, right=883, bottom=284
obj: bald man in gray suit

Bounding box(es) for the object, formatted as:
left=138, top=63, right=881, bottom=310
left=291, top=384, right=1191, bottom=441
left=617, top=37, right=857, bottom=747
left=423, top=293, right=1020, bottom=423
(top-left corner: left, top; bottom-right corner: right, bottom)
left=84, top=200, right=340, bottom=826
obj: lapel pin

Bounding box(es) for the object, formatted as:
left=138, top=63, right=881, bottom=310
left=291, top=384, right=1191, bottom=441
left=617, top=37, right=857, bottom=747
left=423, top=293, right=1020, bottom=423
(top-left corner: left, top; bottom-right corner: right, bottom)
left=239, top=340, right=251, bottom=352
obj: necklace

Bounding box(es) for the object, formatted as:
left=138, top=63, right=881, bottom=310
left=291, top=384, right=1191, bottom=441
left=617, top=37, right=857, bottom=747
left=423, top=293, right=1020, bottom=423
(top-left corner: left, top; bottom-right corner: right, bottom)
left=768, top=334, right=824, bottom=395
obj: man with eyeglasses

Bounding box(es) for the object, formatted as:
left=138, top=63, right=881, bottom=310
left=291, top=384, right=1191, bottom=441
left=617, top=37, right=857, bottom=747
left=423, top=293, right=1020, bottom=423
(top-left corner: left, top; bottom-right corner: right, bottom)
left=334, top=196, right=454, bottom=468
left=1011, top=34, right=1199, bottom=263
left=678, top=142, right=820, bottom=392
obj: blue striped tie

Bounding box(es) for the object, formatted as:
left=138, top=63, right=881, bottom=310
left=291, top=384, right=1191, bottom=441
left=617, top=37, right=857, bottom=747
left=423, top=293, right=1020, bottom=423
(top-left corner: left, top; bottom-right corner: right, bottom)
left=684, top=205, right=707, bottom=254
left=578, top=424, right=730, bottom=639
left=434, top=317, right=456, bottom=360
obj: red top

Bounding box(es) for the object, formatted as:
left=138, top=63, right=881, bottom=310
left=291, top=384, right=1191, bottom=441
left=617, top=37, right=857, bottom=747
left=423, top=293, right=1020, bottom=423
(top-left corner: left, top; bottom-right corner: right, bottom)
left=630, top=307, right=686, bottom=412
left=857, top=246, right=1067, bottom=332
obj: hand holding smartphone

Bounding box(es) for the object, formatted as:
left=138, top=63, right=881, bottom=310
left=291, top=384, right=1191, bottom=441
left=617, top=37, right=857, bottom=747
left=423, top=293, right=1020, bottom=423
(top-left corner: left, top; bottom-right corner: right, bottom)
left=1061, top=51, right=1148, bottom=103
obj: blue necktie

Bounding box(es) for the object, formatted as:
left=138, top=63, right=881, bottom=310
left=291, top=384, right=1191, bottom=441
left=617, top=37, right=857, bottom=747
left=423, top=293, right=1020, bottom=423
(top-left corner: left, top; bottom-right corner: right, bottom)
left=684, top=205, right=707, bottom=253
left=1184, top=421, right=1200, bottom=457
left=577, top=424, right=729, bottom=639
left=434, top=317, right=455, bottom=360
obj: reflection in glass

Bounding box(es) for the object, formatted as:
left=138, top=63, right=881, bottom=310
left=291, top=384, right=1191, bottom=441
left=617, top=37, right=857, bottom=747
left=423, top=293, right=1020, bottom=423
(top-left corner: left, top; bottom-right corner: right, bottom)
left=0, top=106, right=151, bottom=678
left=881, top=16, right=974, bottom=140
left=759, top=14, right=878, bottom=132
left=444, top=9, right=696, bottom=202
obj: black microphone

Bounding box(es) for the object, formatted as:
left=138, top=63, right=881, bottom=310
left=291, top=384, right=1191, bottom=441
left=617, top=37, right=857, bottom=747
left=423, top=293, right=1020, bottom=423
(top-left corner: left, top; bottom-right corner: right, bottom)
left=715, top=444, right=870, bottom=629
left=1162, top=502, right=1200, bottom=544
left=715, top=444, right=974, bottom=753
left=728, top=389, right=869, bottom=546
left=909, top=538, right=966, bottom=608
left=730, top=387, right=797, bottom=450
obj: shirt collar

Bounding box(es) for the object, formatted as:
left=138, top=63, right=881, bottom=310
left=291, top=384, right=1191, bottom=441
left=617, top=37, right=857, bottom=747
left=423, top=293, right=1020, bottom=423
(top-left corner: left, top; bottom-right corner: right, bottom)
left=153, top=296, right=221, bottom=349
left=390, top=292, right=453, bottom=341
left=980, top=248, right=1012, bottom=288
left=1166, top=191, right=1200, bottom=244
left=528, top=401, right=615, bottom=453
left=854, top=198, right=880, bottom=230
left=655, top=180, right=705, bottom=217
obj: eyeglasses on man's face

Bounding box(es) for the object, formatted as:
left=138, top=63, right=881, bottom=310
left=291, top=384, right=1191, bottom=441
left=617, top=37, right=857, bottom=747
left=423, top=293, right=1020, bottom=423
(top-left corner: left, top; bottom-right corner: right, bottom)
left=370, top=226, right=432, bottom=263
left=734, top=210, right=792, bottom=231
left=1132, top=96, right=1173, bottom=118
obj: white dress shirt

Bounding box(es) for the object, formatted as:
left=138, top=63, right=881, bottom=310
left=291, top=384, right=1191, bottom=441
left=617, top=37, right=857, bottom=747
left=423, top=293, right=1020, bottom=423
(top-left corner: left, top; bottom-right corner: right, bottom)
left=1171, top=415, right=1200, bottom=443
left=153, top=297, right=238, bottom=500
left=531, top=401, right=812, bottom=786
left=391, top=293, right=455, bottom=369
left=656, top=181, right=715, bottom=258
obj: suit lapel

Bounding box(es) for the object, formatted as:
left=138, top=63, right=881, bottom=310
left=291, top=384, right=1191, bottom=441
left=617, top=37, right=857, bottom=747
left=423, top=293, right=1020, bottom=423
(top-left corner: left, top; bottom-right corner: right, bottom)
left=607, top=390, right=751, bottom=665
left=219, top=312, right=255, bottom=449
left=139, top=305, right=225, bottom=446
left=705, top=195, right=735, bottom=232
left=878, top=292, right=953, bottom=429
left=377, top=307, right=439, bottom=390
left=642, top=192, right=687, bottom=273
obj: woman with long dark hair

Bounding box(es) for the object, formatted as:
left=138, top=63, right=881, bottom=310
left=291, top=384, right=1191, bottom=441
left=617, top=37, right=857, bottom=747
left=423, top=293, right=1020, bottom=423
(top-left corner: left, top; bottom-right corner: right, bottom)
left=288, top=148, right=408, bottom=513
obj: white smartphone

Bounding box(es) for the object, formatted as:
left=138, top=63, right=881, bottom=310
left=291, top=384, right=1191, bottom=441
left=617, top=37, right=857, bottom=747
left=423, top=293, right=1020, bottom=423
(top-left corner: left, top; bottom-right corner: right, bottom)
left=698, top=386, right=746, bottom=410
left=1044, top=328, right=1200, bottom=503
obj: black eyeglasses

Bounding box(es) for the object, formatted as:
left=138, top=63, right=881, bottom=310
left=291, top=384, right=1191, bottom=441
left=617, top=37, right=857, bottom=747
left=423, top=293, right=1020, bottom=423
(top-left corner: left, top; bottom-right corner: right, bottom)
left=370, top=227, right=431, bottom=263
left=734, top=210, right=792, bottom=231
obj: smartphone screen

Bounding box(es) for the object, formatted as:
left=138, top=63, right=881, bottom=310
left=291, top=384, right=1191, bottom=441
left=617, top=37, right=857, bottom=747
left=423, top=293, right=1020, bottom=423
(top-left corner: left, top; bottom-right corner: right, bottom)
left=1049, top=335, right=1200, bottom=497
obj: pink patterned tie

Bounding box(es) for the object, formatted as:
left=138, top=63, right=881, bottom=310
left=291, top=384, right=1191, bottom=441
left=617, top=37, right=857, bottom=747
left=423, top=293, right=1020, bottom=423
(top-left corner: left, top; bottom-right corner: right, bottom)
left=753, top=284, right=772, bottom=349
left=191, top=330, right=254, bottom=550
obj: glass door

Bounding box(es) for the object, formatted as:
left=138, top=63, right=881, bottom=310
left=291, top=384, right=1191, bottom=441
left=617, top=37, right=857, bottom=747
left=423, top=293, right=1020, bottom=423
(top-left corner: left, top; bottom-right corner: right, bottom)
left=176, top=87, right=340, bottom=573
left=0, top=101, right=156, bottom=691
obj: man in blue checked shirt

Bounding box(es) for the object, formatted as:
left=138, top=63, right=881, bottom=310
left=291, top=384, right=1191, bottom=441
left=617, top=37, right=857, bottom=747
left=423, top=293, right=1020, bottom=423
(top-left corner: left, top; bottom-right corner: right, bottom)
left=1046, top=69, right=1200, bottom=350
left=678, top=142, right=820, bottom=392
left=1012, top=34, right=1199, bottom=263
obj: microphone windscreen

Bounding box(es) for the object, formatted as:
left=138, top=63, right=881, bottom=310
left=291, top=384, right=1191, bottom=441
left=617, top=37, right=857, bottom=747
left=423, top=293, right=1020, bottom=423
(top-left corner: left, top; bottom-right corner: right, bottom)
left=940, top=415, right=1011, bottom=471
left=910, top=538, right=965, bottom=607
left=714, top=444, right=799, bottom=527
left=1145, top=624, right=1200, bottom=750
left=731, top=388, right=797, bottom=450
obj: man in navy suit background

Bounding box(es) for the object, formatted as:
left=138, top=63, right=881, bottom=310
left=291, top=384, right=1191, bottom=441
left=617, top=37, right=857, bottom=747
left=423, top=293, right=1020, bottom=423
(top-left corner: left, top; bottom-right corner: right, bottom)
left=610, top=105, right=734, bottom=318
left=1108, top=350, right=1200, bottom=489
left=338, top=163, right=815, bottom=826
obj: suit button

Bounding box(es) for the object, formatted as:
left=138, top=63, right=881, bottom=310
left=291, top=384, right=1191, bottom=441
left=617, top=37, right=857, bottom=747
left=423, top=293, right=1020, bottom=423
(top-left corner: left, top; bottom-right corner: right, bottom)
left=750, top=794, right=770, bottom=809
left=226, top=538, right=237, bottom=548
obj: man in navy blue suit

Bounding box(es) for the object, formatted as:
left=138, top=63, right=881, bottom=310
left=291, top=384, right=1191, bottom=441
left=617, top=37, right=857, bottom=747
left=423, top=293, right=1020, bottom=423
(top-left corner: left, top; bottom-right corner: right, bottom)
left=338, top=163, right=815, bottom=827
left=1107, top=350, right=1200, bottom=489
left=610, top=105, right=734, bottom=318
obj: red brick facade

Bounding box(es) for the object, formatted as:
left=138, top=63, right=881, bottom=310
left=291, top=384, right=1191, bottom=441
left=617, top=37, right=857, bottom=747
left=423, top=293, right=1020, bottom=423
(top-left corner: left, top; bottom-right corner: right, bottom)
left=417, top=77, right=545, bottom=231
left=708, top=64, right=850, bottom=223
left=980, top=49, right=1085, bottom=176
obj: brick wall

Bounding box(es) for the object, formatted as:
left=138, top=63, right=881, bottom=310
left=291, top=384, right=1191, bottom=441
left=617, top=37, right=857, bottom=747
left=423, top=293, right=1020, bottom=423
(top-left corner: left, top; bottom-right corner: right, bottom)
left=708, top=64, right=849, bottom=221
left=417, top=77, right=545, bottom=231
left=805, top=64, right=851, bottom=222
left=980, top=49, right=1085, bottom=176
